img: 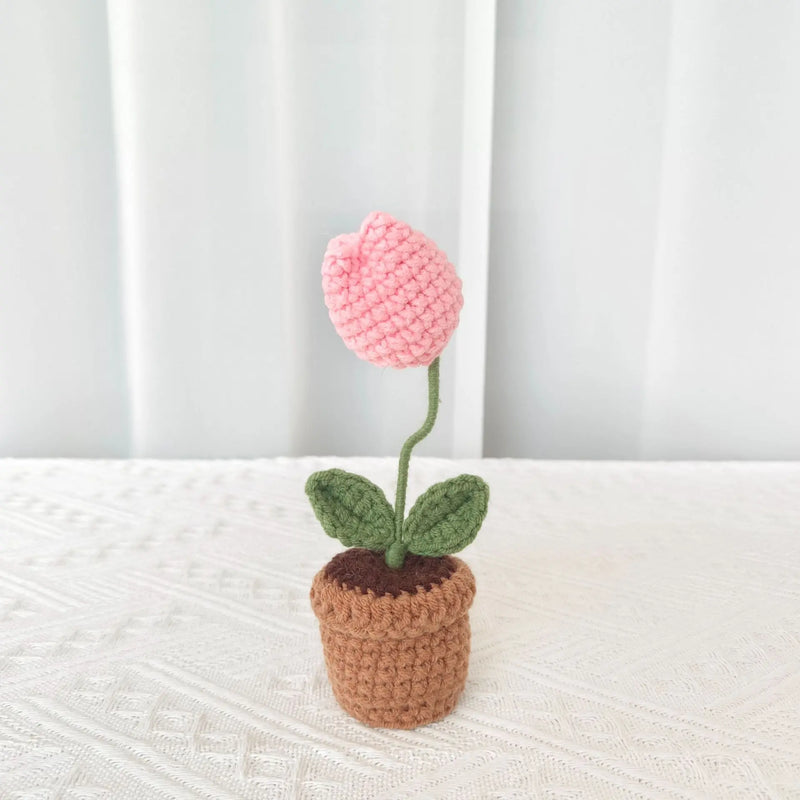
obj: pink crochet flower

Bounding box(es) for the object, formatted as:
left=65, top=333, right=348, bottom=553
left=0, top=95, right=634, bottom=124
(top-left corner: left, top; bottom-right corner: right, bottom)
left=322, top=212, right=463, bottom=368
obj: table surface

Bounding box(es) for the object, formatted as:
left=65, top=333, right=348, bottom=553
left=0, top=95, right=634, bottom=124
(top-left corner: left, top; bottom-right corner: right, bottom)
left=0, top=458, right=798, bottom=799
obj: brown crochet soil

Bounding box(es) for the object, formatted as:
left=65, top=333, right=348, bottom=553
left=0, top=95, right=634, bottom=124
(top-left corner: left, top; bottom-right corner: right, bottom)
left=324, top=548, right=457, bottom=598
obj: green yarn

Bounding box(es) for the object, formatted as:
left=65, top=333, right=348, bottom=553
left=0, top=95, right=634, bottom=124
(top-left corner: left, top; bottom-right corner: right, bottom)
left=393, top=357, right=440, bottom=542
left=305, top=357, right=490, bottom=570
left=305, top=469, right=395, bottom=550
left=384, top=540, right=408, bottom=569
left=403, top=474, right=489, bottom=557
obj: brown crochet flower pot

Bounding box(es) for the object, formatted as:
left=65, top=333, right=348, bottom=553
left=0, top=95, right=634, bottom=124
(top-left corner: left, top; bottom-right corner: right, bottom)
left=310, top=549, right=476, bottom=729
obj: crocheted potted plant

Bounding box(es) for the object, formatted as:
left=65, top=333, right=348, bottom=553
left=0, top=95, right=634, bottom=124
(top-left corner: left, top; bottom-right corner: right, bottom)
left=307, top=211, right=489, bottom=729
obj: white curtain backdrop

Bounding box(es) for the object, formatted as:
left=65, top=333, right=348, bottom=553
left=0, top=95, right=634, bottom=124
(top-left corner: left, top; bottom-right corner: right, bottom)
left=1, top=0, right=799, bottom=459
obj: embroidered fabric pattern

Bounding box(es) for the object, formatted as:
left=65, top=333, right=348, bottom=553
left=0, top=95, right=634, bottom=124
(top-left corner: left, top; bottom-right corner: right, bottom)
left=1, top=458, right=799, bottom=797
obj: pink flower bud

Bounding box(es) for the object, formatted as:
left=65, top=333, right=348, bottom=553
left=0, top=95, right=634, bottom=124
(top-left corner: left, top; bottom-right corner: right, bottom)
left=322, top=212, right=463, bottom=368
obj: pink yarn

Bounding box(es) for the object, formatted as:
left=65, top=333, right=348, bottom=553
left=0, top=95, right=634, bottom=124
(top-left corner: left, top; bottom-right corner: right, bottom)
left=322, top=212, right=463, bottom=368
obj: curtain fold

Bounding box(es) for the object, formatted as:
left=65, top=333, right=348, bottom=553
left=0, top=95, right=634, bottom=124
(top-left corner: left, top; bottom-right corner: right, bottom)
left=640, top=0, right=800, bottom=459
left=106, top=0, right=297, bottom=457
left=2, top=0, right=799, bottom=459
left=0, top=1, right=129, bottom=456
left=485, top=0, right=671, bottom=459
left=485, top=0, right=800, bottom=459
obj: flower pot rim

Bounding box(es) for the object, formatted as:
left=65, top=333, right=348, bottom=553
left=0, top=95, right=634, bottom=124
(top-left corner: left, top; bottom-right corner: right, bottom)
left=310, top=556, right=475, bottom=640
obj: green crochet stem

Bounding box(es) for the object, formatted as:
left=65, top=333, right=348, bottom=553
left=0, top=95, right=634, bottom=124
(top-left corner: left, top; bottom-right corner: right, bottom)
left=386, top=357, right=440, bottom=569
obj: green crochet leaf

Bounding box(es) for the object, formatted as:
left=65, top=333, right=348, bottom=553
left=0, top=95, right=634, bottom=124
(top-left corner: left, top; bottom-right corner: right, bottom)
left=403, top=474, right=489, bottom=557
left=305, top=469, right=396, bottom=550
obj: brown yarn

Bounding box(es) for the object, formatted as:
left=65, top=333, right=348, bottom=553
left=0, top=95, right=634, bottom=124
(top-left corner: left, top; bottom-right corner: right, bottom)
left=323, top=548, right=457, bottom=598
left=310, top=556, right=475, bottom=729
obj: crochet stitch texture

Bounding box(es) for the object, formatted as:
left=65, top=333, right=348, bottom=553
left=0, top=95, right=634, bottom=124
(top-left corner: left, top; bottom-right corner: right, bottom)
left=310, top=557, right=476, bottom=728
left=322, top=212, right=464, bottom=368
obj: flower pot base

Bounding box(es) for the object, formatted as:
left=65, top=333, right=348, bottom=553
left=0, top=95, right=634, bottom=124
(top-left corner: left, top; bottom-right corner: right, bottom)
left=321, top=613, right=470, bottom=728
left=310, top=550, right=476, bottom=729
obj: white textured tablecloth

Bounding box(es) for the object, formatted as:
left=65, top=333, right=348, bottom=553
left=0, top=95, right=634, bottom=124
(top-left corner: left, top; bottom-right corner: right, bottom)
left=0, top=458, right=799, bottom=799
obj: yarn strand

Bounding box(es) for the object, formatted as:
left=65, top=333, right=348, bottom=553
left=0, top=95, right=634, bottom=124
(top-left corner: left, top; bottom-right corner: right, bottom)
left=386, top=358, right=440, bottom=569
